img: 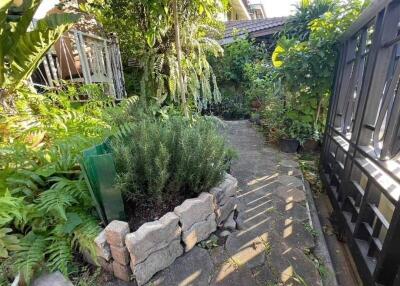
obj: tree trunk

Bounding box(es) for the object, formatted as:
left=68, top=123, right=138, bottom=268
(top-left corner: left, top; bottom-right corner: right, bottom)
left=173, top=0, right=188, bottom=117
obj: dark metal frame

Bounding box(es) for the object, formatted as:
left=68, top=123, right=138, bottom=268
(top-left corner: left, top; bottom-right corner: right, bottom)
left=321, top=1, right=400, bottom=285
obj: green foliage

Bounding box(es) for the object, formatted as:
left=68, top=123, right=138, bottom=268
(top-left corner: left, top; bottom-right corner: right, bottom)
left=83, top=0, right=226, bottom=113
left=112, top=115, right=234, bottom=206
left=264, top=0, right=364, bottom=143
left=209, top=37, right=268, bottom=119
left=14, top=232, right=47, bottom=283
left=211, top=37, right=266, bottom=85
left=0, top=84, right=113, bottom=283
left=0, top=0, right=79, bottom=106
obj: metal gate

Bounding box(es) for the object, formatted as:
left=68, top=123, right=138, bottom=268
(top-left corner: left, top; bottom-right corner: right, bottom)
left=321, top=1, right=400, bottom=285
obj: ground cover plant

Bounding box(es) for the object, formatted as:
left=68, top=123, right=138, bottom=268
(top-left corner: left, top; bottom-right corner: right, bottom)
left=111, top=112, right=235, bottom=229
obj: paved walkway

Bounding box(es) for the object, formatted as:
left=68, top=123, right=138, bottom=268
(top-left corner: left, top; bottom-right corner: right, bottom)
left=148, top=120, right=323, bottom=286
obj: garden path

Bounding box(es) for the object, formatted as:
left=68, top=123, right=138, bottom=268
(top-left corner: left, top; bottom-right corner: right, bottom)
left=147, top=120, right=323, bottom=286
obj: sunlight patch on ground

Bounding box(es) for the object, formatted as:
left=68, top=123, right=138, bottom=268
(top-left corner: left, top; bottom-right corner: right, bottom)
left=281, top=266, right=294, bottom=283
left=283, top=218, right=293, bottom=238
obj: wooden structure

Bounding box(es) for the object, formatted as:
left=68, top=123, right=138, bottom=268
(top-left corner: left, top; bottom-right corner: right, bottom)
left=321, top=1, right=400, bottom=285
left=31, top=29, right=126, bottom=100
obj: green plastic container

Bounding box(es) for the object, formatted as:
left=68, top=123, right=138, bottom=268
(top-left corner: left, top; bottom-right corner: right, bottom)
left=81, top=139, right=125, bottom=224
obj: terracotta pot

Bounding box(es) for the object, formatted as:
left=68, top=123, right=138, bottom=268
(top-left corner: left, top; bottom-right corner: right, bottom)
left=279, top=138, right=299, bottom=153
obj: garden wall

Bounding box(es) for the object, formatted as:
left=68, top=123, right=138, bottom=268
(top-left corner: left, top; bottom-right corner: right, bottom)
left=93, top=173, right=238, bottom=285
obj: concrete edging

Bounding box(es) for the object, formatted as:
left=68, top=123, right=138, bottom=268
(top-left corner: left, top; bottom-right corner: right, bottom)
left=303, top=179, right=339, bottom=286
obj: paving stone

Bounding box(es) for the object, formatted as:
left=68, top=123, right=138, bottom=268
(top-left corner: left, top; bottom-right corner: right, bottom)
left=278, top=166, right=303, bottom=177
left=113, top=261, right=132, bottom=282
left=277, top=175, right=304, bottom=189
left=267, top=241, right=322, bottom=285
left=148, top=247, right=213, bottom=286
left=133, top=121, right=322, bottom=286
left=272, top=217, right=315, bottom=251
left=209, top=246, right=229, bottom=266
left=279, top=159, right=299, bottom=168
left=174, top=192, right=214, bottom=231
left=235, top=211, right=276, bottom=234
left=110, top=245, right=130, bottom=265
left=251, top=264, right=279, bottom=286
left=219, top=230, right=232, bottom=238
left=125, top=212, right=181, bottom=266
left=272, top=195, right=310, bottom=222
left=210, top=259, right=258, bottom=286
left=133, top=239, right=183, bottom=286
left=225, top=231, right=267, bottom=269
left=182, top=213, right=217, bottom=252
left=31, top=272, right=73, bottom=286
left=95, top=230, right=112, bottom=261
left=105, top=220, right=130, bottom=247
left=274, top=185, right=306, bottom=203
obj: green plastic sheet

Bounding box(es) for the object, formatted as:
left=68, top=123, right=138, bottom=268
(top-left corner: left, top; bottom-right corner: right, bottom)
left=81, top=139, right=125, bottom=224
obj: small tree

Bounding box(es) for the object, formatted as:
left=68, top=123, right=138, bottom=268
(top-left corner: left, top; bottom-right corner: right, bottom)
left=84, top=0, right=228, bottom=114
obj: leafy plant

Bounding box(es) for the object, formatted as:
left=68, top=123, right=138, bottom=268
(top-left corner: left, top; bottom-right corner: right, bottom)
left=271, top=0, right=364, bottom=135
left=83, top=0, right=227, bottom=114
left=0, top=83, right=116, bottom=283
left=112, top=115, right=234, bottom=213
left=0, top=0, right=79, bottom=109
left=209, top=37, right=268, bottom=119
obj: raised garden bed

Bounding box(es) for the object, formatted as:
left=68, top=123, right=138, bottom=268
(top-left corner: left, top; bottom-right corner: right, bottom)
left=91, top=173, right=239, bottom=285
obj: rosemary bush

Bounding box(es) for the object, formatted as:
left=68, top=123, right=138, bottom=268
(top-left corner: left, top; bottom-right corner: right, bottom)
left=112, top=116, right=233, bottom=205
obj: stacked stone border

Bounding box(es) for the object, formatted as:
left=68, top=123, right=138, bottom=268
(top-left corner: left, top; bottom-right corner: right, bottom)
left=93, top=173, right=238, bottom=286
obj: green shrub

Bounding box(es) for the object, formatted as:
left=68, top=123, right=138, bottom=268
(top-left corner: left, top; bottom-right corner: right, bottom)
left=112, top=116, right=234, bottom=206
left=0, top=84, right=114, bottom=284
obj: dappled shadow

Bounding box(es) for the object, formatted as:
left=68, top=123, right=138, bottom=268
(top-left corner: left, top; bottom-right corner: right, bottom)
left=145, top=121, right=322, bottom=286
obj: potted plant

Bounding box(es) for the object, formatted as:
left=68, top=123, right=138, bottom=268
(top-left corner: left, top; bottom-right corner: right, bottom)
left=279, top=125, right=300, bottom=153
left=279, top=121, right=314, bottom=153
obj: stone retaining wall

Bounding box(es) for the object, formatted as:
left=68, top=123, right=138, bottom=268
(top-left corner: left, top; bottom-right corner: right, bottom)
left=93, top=173, right=238, bottom=286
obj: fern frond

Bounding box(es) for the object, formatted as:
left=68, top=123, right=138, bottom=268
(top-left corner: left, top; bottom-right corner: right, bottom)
left=0, top=191, right=24, bottom=226
left=47, top=176, right=90, bottom=202
left=45, top=236, right=73, bottom=276
left=36, top=187, right=77, bottom=221
left=14, top=232, right=47, bottom=285
left=0, top=228, right=21, bottom=258
left=72, top=214, right=101, bottom=259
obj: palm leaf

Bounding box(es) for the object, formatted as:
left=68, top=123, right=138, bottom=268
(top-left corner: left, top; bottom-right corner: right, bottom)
left=8, top=13, right=80, bottom=90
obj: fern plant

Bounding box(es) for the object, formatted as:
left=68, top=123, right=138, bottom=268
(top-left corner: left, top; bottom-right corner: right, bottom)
left=0, top=84, right=113, bottom=284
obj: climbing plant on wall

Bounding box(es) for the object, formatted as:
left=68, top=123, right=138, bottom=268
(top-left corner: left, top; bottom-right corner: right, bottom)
left=272, top=0, right=364, bottom=137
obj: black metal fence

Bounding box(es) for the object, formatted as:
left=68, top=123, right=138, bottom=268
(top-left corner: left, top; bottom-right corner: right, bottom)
left=321, top=1, right=400, bottom=285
